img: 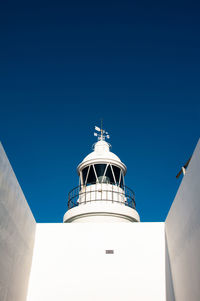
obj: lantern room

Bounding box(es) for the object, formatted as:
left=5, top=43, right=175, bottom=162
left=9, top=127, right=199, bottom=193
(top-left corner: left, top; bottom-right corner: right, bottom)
left=63, top=128, right=140, bottom=223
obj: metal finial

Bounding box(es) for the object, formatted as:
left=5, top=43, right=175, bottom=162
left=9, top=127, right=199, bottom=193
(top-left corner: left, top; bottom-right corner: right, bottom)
left=101, top=119, right=103, bottom=140
left=94, top=123, right=110, bottom=141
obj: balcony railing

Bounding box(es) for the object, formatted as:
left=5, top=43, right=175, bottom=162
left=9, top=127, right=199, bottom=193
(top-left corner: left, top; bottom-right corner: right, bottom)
left=67, top=183, right=136, bottom=210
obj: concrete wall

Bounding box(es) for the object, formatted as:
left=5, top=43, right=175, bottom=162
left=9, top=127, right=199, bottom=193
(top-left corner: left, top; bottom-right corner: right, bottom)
left=0, top=143, right=36, bottom=301
left=27, top=223, right=166, bottom=301
left=166, top=139, right=200, bottom=301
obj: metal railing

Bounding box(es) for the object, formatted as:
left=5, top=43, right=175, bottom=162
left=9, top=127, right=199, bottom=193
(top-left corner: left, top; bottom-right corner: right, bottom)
left=67, top=183, right=136, bottom=210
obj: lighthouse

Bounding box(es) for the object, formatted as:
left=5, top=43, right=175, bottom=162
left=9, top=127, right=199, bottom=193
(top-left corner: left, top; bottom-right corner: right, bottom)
left=64, top=126, right=140, bottom=222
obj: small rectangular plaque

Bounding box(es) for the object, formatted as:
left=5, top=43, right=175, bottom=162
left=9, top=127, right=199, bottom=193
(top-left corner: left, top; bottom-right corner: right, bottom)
left=105, top=250, right=114, bottom=254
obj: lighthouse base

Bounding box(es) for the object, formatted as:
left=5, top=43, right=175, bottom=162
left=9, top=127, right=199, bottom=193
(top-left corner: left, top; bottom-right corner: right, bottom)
left=63, top=201, right=140, bottom=223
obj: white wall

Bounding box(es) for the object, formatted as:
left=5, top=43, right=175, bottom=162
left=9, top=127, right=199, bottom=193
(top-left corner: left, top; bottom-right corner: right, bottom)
left=27, top=223, right=166, bottom=301
left=166, top=139, right=200, bottom=301
left=0, top=143, right=36, bottom=301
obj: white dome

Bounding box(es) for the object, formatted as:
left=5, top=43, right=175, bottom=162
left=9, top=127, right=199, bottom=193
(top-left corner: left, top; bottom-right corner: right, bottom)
left=78, top=140, right=126, bottom=174
left=83, top=141, right=121, bottom=162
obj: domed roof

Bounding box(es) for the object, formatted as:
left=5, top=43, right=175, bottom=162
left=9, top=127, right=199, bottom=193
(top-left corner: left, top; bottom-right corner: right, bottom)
left=78, top=140, right=126, bottom=173
left=83, top=141, right=121, bottom=162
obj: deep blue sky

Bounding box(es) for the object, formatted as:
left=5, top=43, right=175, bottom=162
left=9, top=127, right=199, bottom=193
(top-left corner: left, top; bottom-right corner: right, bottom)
left=0, top=0, right=199, bottom=222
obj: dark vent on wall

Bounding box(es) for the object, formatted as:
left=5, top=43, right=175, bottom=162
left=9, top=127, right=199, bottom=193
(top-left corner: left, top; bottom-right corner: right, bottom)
left=105, top=250, right=114, bottom=254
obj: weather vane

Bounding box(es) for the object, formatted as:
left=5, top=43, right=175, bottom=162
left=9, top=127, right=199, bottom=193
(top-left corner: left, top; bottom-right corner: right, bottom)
left=94, top=121, right=110, bottom=141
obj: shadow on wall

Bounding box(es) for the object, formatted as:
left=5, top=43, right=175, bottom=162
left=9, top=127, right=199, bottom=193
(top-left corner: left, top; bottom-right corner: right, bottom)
left=165, top=233, right=175, bottom=301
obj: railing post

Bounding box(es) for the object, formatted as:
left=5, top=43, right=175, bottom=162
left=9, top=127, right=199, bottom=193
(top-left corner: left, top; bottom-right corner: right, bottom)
left=112, top=185, right=113, bottom=203
left=106, top=184, right=108, bottom=202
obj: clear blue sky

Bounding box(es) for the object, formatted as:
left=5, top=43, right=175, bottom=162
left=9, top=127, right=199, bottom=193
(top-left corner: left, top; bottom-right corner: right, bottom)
left=0, top=0, right=199, bottom=222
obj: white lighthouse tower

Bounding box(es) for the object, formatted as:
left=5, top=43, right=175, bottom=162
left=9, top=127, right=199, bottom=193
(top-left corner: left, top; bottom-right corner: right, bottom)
left=64, top=126, right=140, bottom=222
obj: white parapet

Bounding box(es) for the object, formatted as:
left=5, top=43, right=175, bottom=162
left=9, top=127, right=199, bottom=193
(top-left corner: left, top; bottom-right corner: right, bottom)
left=27, top=223, right=166, bottom=301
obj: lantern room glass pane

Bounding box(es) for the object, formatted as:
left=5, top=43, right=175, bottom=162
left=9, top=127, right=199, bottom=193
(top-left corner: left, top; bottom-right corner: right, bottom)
left=120, top=172, right=124, bottom=188
left=105, top=165, right=115, bottom=184
left=87, top=165, right=96, bottom=185
left=112, top=165, right=120, bottom=185
left=82, top=166, right=89, bottom=185
left=94, top=164, right=106, bottom=183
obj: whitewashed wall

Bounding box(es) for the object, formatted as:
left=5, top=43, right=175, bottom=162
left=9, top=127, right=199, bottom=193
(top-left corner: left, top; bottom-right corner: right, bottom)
left=166, top=139, right=200, bottom=301
left=27, top=222, right=165, bottom=301
left=0, top=143, right=36, bottom=301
